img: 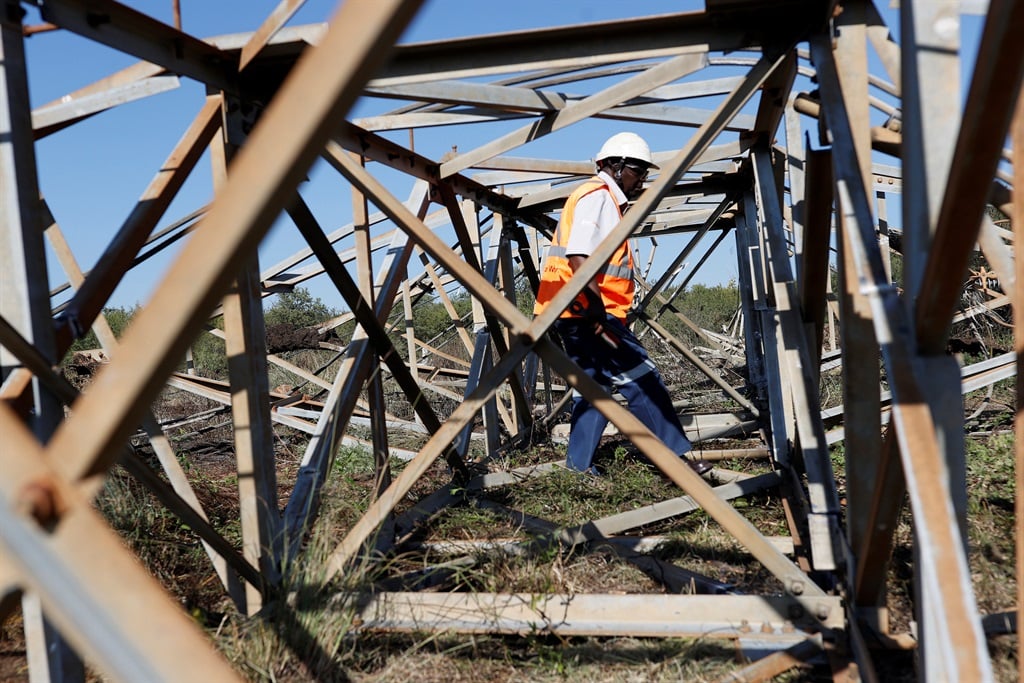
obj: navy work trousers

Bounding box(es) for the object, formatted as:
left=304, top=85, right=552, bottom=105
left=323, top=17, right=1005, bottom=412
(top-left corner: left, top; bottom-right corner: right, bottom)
left=554, top=315, right=693, bottom=473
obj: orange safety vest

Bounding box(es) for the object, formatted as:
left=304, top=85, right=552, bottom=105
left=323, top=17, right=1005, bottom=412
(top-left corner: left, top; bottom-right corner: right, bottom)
left=533, top=178, right=635, bottom=320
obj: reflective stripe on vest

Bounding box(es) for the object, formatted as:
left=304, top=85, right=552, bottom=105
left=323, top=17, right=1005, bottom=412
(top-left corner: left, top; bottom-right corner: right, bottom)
left=533, top=178, right=635, bottom=320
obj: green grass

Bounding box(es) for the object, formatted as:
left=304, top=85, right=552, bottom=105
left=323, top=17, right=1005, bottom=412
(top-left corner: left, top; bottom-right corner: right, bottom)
left=84, top=418, right=1020, bottom=682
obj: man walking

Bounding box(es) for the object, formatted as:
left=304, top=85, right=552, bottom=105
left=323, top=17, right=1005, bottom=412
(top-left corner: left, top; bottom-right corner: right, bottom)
left=534, top=132, right=713, bottom=477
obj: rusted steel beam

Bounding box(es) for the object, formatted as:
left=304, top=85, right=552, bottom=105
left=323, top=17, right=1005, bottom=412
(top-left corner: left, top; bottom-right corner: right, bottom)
left=36, top=0, right=237, bottom=91
left=45, top=206, right=253, bottom=602
left=1013, top=89, right=1024, bottom=683
left=336, top=121, right=557, bottom=236
left=214, top=121, right=282, bottom=614
left=714, top=635, right=824, bottom=683
left=797, top=145, right=833, bottom=365
left=41, top=0, right=424, bottom=485
left=56, top=97, right=222, bottom=349
left=853, top=427, right=904, bottom=606
left=0, top=405, right=245, bottom=682
left=830, top=1, right=885, bottom=591
left=440, top=53, right=707, bottom=177
left=238, top=0, right=306, bottom=72
left=32, top=73, right=180, bottom=138
left=915, top=0, right=1024, bottom=352
left=811, top=32, right=994, bottom=681
left=376, top=4, right=824, bottom=85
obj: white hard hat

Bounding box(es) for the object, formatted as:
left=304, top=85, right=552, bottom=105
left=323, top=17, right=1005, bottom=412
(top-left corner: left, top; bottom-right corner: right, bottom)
left=595, top=132, right=658, bottom=169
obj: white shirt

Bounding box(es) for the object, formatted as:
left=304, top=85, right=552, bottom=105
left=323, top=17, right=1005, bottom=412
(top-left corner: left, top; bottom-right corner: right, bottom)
left=564, top=171, right=629, bottom=257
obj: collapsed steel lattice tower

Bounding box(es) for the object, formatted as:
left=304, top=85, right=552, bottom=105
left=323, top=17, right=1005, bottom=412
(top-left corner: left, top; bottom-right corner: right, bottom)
left=1, top=0, right=1021, bottom=680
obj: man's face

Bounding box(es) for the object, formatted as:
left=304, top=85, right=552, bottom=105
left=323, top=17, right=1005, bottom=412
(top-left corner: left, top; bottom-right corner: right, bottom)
left=618, top=160, right=650, bottom=200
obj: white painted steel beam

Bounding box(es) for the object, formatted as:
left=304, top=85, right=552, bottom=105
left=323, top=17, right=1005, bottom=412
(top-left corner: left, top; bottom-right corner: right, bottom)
left=354, top=592, right=843, bottom=636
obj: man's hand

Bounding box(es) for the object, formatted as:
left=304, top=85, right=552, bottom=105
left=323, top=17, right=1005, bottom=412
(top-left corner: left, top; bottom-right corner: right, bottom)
left=581, top=287, right=607, bottom=323
left=579, top=288, right=620, bottom=348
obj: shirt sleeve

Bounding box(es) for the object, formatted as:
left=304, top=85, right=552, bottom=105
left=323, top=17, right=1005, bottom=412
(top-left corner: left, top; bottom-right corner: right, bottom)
left=564, top=189, right=620, bottom=257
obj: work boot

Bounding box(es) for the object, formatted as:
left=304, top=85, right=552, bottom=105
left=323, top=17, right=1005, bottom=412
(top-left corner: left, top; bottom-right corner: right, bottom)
left=686, top=457, right=714, bottom=478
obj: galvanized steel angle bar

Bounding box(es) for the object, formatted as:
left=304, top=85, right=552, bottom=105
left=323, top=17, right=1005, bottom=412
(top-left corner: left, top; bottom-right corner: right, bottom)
left=810, top=33, right=995, bottom=682
left=325, top=51, right=811, bottom=588
left=795, top=144, right=834, bottom=364
left=0, top=30, right=82, bottom=675
left=1013, top=93, right=1024, bottom=683
left=284, top=341, right=371, bottom=544
left=751, top=145, right=842, bottom=567
left=440, top=52, right=709, bottom=177
left=430, top=184, right=528, bottom=431
left=0, top=13, right=54, bottom=385
left=374, top=9, right=746, bottom=86
left=223, top=260, right=283, bottom=608
left=353, top=591, right=843, bottom=637
left=237, top=0, right=307, bottom=72
left=862, top=1, right=901, bottom=92
left=44, top=207, right=256, bottom=600
left=284, top=205, right=423, bottom=549
left=212, top=112, right=284, bottom=609
left=33, top=0, right=238, bottom=93
left=286, top=194, right=464, bottom=466
left=784, top=104, right=807, bottom=270
left=479, top=500, right=736, bottom=595
left=334, top=121, right=556, bottom=236
left=639, top=313, right=759, bottom=417
left=898, top=0, right=963, bottom=308
left=827, top=11, right=890, bottom=592
left=750, top=49, right=797, bottom=143
left=914, top=0, right=1024, bottom=352
left=366, top=75, right=754, bottom=129
left=0, top=405, right=245, bottom=681
left=756, top=309, right=796, bottom=467
left=32, top=59, right=166, bottom=129
left=57, top=96, right=223, bottom=347
left=557, top=470, right=784, bottom=541
left=31, top=73, right=180, bottom=138
left=41, top=0, right=426, bottom=489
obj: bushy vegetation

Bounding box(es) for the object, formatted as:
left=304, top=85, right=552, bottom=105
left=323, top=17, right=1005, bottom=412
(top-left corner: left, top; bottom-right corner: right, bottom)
left=188, top=287, right=340, bottom=380
left=265, top=288, right=338, bottom=329
left=670, top=281, right=740, bottom=334
left=645, top=281, right=740, bottom=347
left=64, top=304, right=139, bottom=356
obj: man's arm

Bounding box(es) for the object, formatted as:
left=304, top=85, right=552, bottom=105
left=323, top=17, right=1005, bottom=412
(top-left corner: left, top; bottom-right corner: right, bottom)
left=567, top=255, right=604, bottom=307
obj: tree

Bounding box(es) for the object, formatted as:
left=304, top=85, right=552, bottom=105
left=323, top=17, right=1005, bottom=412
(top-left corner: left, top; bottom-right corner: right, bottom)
left=66, top=304, right=139, bottom=356
left=264, top=288, right=337, bottom=328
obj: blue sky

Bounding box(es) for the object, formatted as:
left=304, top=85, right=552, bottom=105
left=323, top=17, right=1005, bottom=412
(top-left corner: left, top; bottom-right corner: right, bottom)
left=22, top=1, right=984, bottom=313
